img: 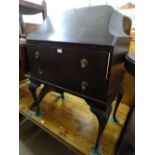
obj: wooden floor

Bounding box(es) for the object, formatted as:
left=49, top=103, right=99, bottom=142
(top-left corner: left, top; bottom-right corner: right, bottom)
left=129, top=31, right=135, bottom=52
left=19, top=80, right=129, bottom=155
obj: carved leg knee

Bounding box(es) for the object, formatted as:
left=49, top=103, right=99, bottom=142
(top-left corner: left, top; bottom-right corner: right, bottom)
left=35, top=85, right=51, bottom=116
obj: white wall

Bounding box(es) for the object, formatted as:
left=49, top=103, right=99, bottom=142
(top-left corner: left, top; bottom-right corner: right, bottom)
left=23, top=0, right=135, bottom=28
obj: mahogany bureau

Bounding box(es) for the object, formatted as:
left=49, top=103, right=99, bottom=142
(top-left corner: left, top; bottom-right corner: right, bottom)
left=26, top=5, right=131, bottom=154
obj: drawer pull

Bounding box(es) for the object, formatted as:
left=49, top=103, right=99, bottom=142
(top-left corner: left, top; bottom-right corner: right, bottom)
left=81, top=81, right=88, bottom=91
left=57, top=48, right=63, bottom=54
left=35, top=51, right=40, bottom=59
left=81, top=58, right=88, bottom=69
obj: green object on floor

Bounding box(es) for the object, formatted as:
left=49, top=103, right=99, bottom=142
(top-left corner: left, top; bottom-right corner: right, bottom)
left=108, top=115, right=114, bottom=123
left=90, top=145, right=103, bottom=155
left=27, top=109, right=43, bottom=117
left=27, top=110, right=35, bottom=117
left=35, top=111, right=43, bottom=117
left=108, top=115, right=120, bottom=124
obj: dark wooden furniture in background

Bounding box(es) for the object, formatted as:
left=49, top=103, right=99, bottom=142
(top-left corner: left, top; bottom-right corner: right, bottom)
left=19, top=0, right=47, bottom=80
left=26, top=5, right=131, bottom=154
left=124, top=52, right=135, bottom=76
left=19, top=0, right=47, bottom=37
left=115, top=52, right=135, bottom=155
left=19, top=42, right=27, bottom=80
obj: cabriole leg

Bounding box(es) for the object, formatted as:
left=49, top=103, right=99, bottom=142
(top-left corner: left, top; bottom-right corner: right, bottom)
left=28, top=81, right=39, bottom=109
left=91, top=107, right=112, bottom=155
left=35, top=85, right=51, bottom=116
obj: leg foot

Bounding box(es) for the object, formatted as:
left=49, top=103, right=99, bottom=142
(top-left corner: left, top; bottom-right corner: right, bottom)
left=90, top=145, right=103, bottom=155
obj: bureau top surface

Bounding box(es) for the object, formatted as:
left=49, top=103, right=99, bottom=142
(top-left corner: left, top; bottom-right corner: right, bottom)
left=27, top=5, right=129, bottom=46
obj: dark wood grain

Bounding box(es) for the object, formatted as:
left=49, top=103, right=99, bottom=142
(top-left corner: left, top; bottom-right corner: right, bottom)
left=19, top=43, right=27, bottom=80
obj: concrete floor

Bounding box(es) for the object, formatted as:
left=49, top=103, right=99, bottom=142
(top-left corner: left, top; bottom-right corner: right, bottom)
left=19, top=118, right=75, bottom=155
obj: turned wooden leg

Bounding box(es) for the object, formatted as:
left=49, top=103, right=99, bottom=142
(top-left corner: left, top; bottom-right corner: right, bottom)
left=91, top=106, right=112, bottom=154
left=28, top=81, right=39, bottom=109
left=113, top=88, right=124, bottom=123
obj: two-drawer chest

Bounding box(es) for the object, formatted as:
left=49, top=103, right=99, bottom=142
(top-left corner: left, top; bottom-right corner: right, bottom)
left=26, top=5, right=131, bottom=154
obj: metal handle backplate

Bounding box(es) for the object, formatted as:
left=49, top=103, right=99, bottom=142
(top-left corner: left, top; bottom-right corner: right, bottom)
left=35, top=51, right=40, bottom=59
left=81, top=81, right=88, bottom=91
left=81, top=58, right=88, bottom=69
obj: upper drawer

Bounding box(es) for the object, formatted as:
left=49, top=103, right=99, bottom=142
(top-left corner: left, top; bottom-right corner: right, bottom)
left=27, top=44, right=111, bottom=79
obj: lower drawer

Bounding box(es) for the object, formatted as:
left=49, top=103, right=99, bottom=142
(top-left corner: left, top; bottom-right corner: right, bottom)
left=31, top=68, right=107, bottom=101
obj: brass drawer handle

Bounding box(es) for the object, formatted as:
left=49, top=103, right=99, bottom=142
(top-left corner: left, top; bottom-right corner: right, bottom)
left=37, top=67, right=43, bottom=74
left=81, top=58, right=88, bottom=69
left=35, top=51, right=40, bottom=59
left=81, top=81, right=88, bottom=91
